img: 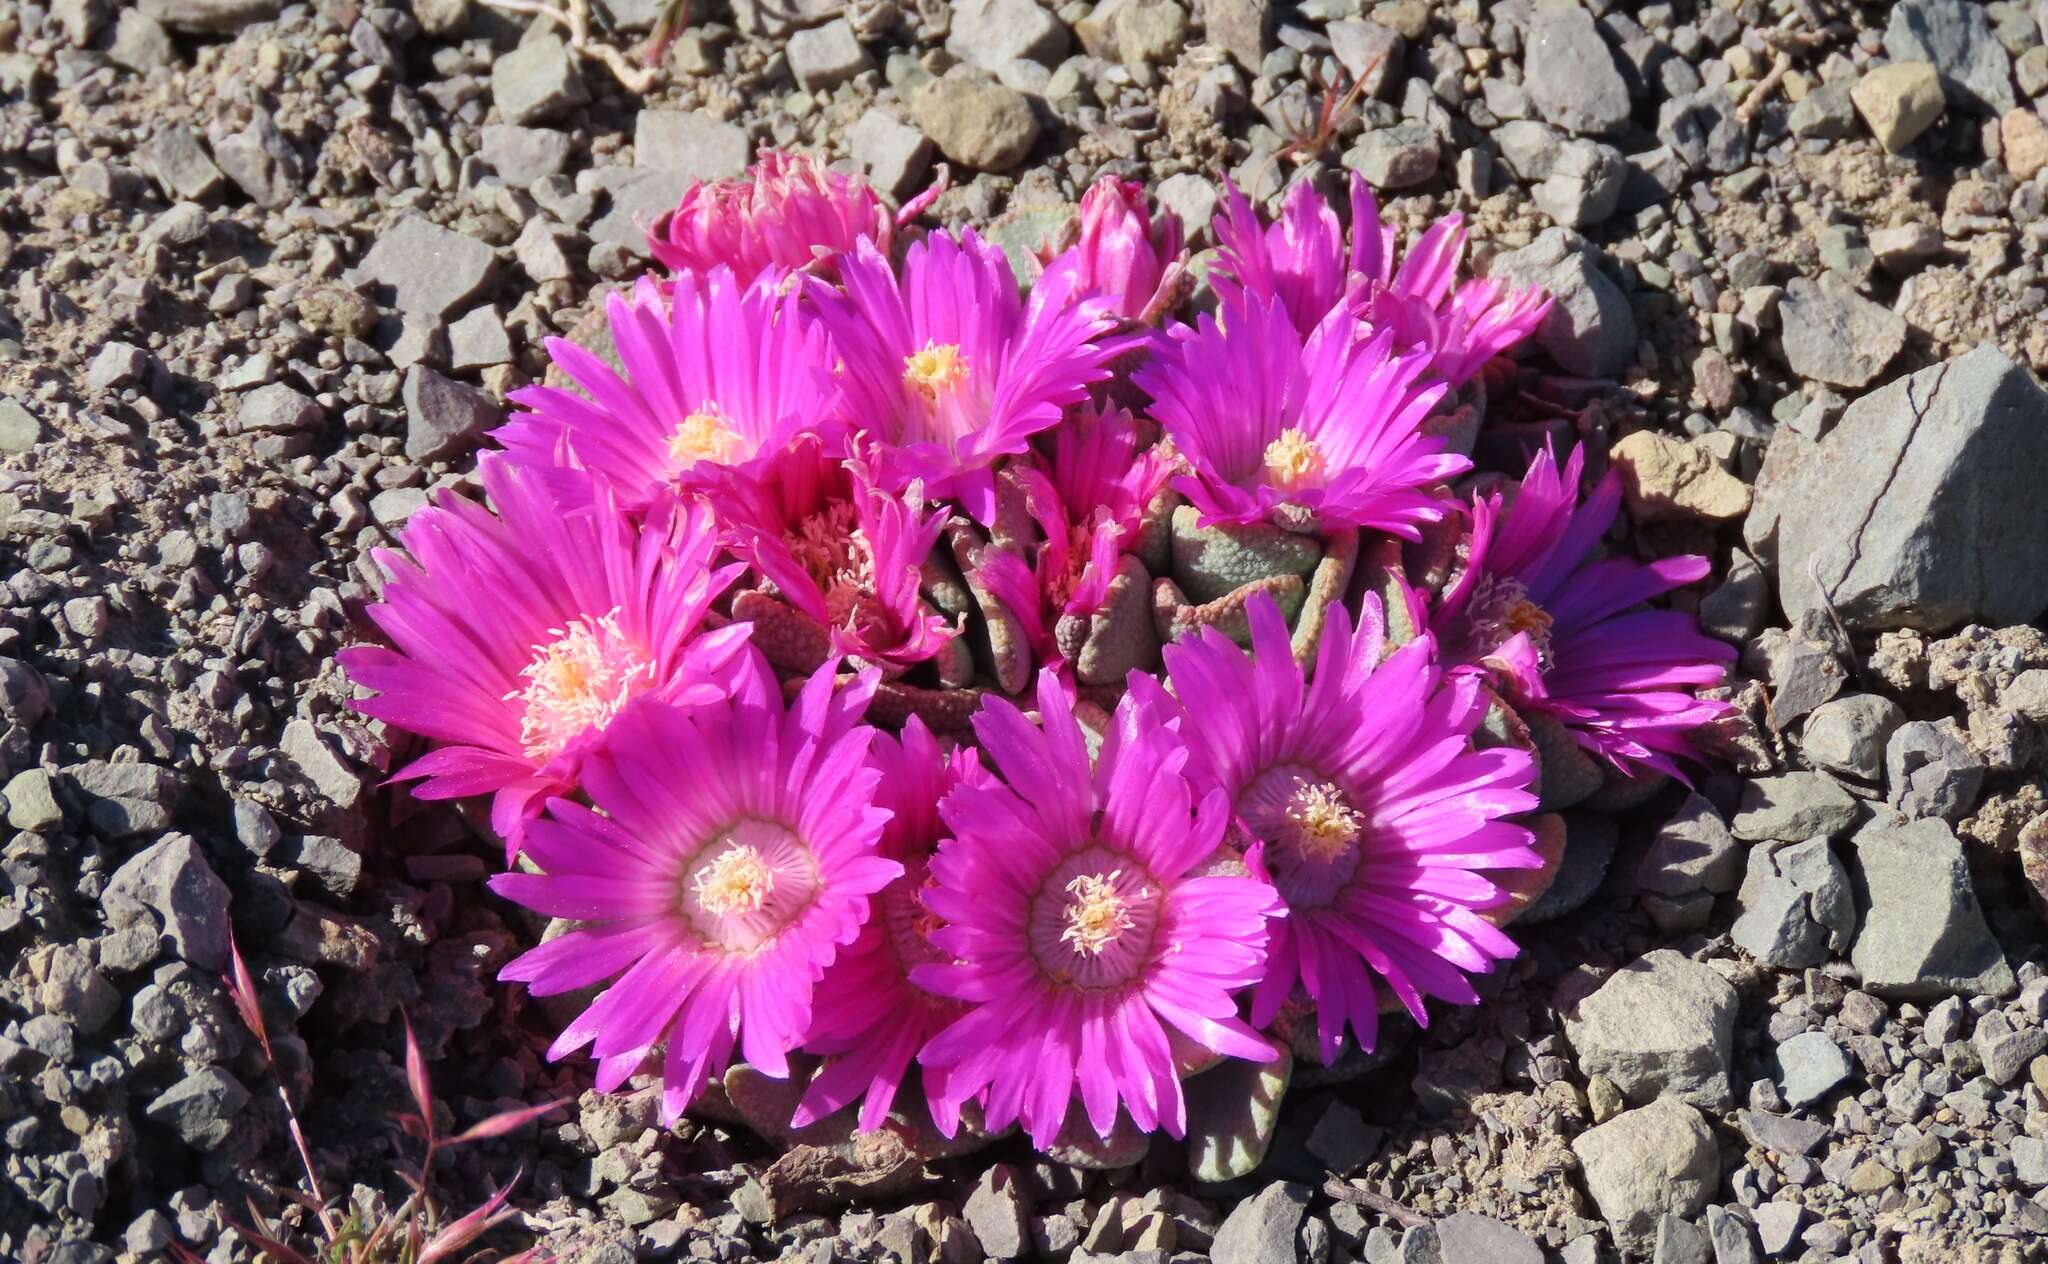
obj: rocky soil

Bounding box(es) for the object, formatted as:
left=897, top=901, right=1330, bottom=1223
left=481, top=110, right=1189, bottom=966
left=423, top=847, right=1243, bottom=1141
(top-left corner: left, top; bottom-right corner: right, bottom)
left=6, top=0, right=2048, bottom=1261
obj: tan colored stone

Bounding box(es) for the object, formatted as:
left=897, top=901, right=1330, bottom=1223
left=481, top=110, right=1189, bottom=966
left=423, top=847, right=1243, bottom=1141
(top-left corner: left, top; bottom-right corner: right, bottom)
left=1610, top=430, right=1753, bottom=524
left=1851, top=62, right=1944, bottom=153
left=2002, top=107, right=2048, bottom=183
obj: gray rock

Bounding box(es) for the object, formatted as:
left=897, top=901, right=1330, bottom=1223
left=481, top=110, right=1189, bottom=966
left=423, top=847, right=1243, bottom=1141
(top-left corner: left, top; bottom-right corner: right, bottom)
left=1156, top=172, right=1220, bottom=242
left=1883, top=0, right=2014, bottom=113
left=1801, top=693, right=1904, bottom=781
left=1486, top=228, right=1635, bottom=377
left=2014, top=1137, right=2048, bottom=1187
left=1571, top=1100, right=1717, bottom=1254
left=109, top=8, right=178, bottom=70
left=1395, top=1225, right=1438, bottom=1264
left=1884, top=718, right=1983, bottom=824
left=236, top=383, right=323, bottom=434
left=448, top=306, right=513, bottom=371
left=634, top=109, right=752, bottom=179
left=1653, top=1216, right=1710, bottom=1264
left=1731, top=773, right=1860, bottom=842
left=730, top=0, right=837, bottom=36
left=1740, top=630, right=1844, bottom=725
left=491, top=35, right=589, bottom=126
left=87, top=340, right=152, bottom=393
left=403, top=366, right=497, bottom=464
left=145, top=1067, right=250, bottom=1151
left=137, top=124, right=225, bottom=202
left=1532, top=139, right=1626, bottom=228
left=1636, top=793, right=1743, bottom=897
left=1752, top=1203, right=1802, bottom=1256
left=104, top=836, right=230, bottom=972
left=1523, top=4, right=1631, bottom=135
left=209, top=110, right=302, bottom=208
left=4, top=769, right=62, bottom=832
left=1731, top=836, right=1856, bottom=968
left=0, top=395, right=45, bottom=453
left=1435, top=1215, right=1541, bottom=1264
left=1657, top=91, right=1751, bottom=173
left=1705, top=1206, right=1759, bottom=1264
left=1735, top=1108, right=1828, bottom=1156
left=1198, top=0, right=1270, bottom=71
left=1348, top=122, right=1440, bottom=189
left=1774, top=1031, right=1851, bottom=1107
left=1564, top=949, right=1736, bottom=1108
left=1849, top=817, right=2014, bottom=999
left=914, top=71, right=1040, bottom=171
left=0, top=657, right=51, bottom=729
left=480, top=124, right=571, bottom=186
left=849, top=108, right=934, bottom=200
left=1969, top=1012, right=2047, bottom=1084
left=1328, top=20, right=1403, bottom=97
left=1748, top=346, right=2048, bottom=635
left=355, top=215, right=497, bottom=319
left=137, top=0, right=278, bottom=32
left=964, top=1165, right=1030, bottom=1259
left=282, top=719, right=365, bottom=810
left=233, top=798, right=282, bottom=857
left=789, top=17, right=873, bottom=89
left=588, top=168, right=695, bottom=254
left=1305, top=1102, right=1382, bottom=1175
left=1494, top=119, right=1565, bottom=182
left=1211, top=1181, right=1309, bottom=1264
left=1788, top=81, right=1857, bottom=139
left=947, top=0, right=1071, bottom=69
left=40, top=947, right=118, bottom=1034
left=1777, top=274, right=1906, bottom=389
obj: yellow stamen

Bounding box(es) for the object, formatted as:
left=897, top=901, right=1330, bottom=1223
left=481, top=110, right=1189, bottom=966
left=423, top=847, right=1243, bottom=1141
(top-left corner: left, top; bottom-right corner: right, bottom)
left=903, top=341, right=970, bottom=401
left=1060, top=871, right=1137, bottom=956
left=1505, top=598, right=1554, bottom=642
left=511, top=609, right=654, bottom=761
left=1262, top=427, right=1328, bottom=492
left=667, top=404, right=744, bottom=469
left=692, top=844, right=777, bottom=916
left=1284, top=779, right=1363, bottom=862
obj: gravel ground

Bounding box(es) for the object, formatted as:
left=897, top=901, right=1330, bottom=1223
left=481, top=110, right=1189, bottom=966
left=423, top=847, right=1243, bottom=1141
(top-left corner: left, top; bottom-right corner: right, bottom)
left=7, top=0, right=2048, bottom=1260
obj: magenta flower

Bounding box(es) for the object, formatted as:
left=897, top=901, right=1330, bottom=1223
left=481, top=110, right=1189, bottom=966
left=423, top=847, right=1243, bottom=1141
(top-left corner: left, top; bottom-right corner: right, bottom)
left=705, top=443, right=958, bottom=673
left=1210, top=174, right=1550, bottom=385
left=1132, top=594, right=1541, bottom=1063
left=338, top=455, right=749, bottom=850
left=490, top=658, right=901, bottom=1122
left=794, top=717, right=988, bottom=1134
left=1431, top=445, right=1736, bottom=778
left=976, top=403, right=1170, bottom=663
left=1135, top=295, right=1466, bottom=535
left=913, top=671, right=1284, bottom=1147
left=647, top=150, right=894, bottom=284
left=495, top=270, right=839, bottom=512
left=814, top=231, right=1119, bottom=524
left=1038, top=175, right=1187, bottom=324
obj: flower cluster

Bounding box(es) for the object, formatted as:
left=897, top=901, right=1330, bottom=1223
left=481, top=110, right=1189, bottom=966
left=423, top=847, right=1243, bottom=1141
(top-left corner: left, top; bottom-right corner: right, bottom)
left=341, top=156, right=1735, bottom=1146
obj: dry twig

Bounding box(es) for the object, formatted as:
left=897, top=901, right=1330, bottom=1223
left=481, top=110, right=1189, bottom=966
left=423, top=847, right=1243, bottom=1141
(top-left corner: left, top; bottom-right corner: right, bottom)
left=478, top=0, right=659, bottom=93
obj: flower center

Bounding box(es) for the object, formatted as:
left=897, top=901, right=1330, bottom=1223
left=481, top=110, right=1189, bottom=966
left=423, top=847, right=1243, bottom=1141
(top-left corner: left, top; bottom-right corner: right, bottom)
left=667, top=403, right=744, bottom=469
left=903, top=341, right=970, bottom=401
left=691, top=844, right=776, bottom=915
left=785, top=501, right=875, bottom=625
left=1462, top=572, right=1555, bottom=669
left=1060, top=871, right=1139, bottom=956
left=511, top=608, right=656, bottom=761
left=1262, top=427, right=1328, bottom=493
left=1281, top=779, right=1364, bottom=862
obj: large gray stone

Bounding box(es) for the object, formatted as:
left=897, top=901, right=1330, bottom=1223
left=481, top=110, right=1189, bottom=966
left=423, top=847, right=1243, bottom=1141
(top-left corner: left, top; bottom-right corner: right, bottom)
left=1730, top=773, right=1860, bottom=842
left=1849, top=818, right=2014, bottom=999
left=1747, top=345, right=2048, bottom=635
left=1210, top=1181, right=1309, bottom=1264
left=103, top=837, right=231, bottom=972
left=1486, top=228, right=1635, bottom=377
left=1801, top=693, right=1904, bottom=782
left=1564, top=949, right=1736, bottom=1109
left=913, top=71, right=1040, bottom=172
left=1775, top=1031, right=1852, bottom=1107
left=1636, top=793, right=1743, bottom=897
left=137, top=0, right=277, bottom=31
left=1777, top=273, right=1905, bottom=389
left=1885, top=718, right=1983, bottom=824
left=403, top=366, right=497, bottom=464
left=946, top=0, right=1071, bottom=69
left=1523, top=3, right=1631, bottom=136
left=1883, top=0, right=2014, bottom=114
left=146, top=1068, right=250, bottom=1151
left=1731, top=836, right=1856, bottom=969
left=491, top=35, right=589, bottom=126
left=634, top=110, right=751, bottom=180
left=1571, top=1100, right=1717, bottom=1254
left=354, top=215, right=498, bottom=319
left=1435, top=1214, right=1542, bottom=1264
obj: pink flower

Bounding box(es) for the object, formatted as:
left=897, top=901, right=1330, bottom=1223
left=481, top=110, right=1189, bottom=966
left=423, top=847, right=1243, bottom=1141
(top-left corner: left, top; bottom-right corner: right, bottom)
left=814, top=231, right=1119, bottom=524
left=1133, top=593, right=1541, bottom=1063
left=1135, top=294, right=1467, bottom=535
left=975, top=403, right=1169, bottom=664
left=1210, top=174, right=1550, bottom=385
left=1431, top=445, right=1736, bottom=778
left=496, top=270, right=840, bottom=513
left=491, top=658, right=901, bottom=1122
left=1038, top=175, right=1187, bottom=324
left=794, top=717, right=988, bottom=1133
left=647, top=150, right=894, bottom=284
left=914, top=671, right=1284, bottom=1147
left=338, top=455, right=749, bottom=851
left=704, top=443, right=959, bottom=674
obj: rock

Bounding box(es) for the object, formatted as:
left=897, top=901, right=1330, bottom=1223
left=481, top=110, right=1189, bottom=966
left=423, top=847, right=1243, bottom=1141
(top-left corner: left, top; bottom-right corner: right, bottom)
left=1654, top=1216, right=1711, bottom=1264
left=1752, top=346, right=2048, bottom=634
left=1849, top=817, right=2014, bottom=999
left=2014, top=1137, right=2048, bottom=1187
left=448, top=306, right=513, bottom=371
left=403, top=366, right=498, bottom=464
left=136, top=0, right=278, bottom=32
left=1116, top=1, right=1189, bottom=65
left=297, top=285, right=377, bottom=340
left=788, top=18, right=873, bottom=89
left=354, top=215, right=497, bottom=319
left=1211, top=1181, right=1309, bottom=1264
left=1774, top=1032, right=1851, bottom=1108
left=1801, top=694, right=1904, bottom=781
left=849, top=109, right=933, bottom=200
left=1869, top=224, right=1944, bottom=271
left=1850, top=61, right=1946, bottom=152
left=1523, top=3, right=1631, bottom=135
left=209, top=111, right=302, bottom=208
left=963, top=1166, right=1030, bottom=1259
left=1735, top=1108, right=1828, bottom=1157
left=1494, top=120, right=1564, bottom=181
left=1706, top=1206, right=1759, bottom=1264
left=1970, top=1012, right=2048, bottom=1085
left=1699, top=552, right=1768, bottom=643
left=1777, top=274, right=1905, bottom=390
left=913, top=72, right=1040, bottom=171
left=1532, top=139, right=1626, bottom=228
left=145, top=1068, right=250, bottom=1151
left=1731, top=773, right=1860, bottom=842
left=0, top=658, right=52, bottom=729
left=1306, top=1102, right=1381, bottom=1175
left=2003, top=107, right=2048, bottom=181
left=1199, top=0, right=1271, bottom=72
left=109, top=7, right=177, bottom=68
left=1883, top=0, right=2014, bottom=114
left=1564, top=949, right=1736, bottom=1109
left=480, top=124, right=571, bottom=186
left=236, top=383, right=323, bottom=435
left=1657, top=91, right=1751, bottom=174
left=1885, top=719, right=1983, bottom=824
left=1637, top=794, right=1743, bottom=897
left=1788, top=81, right=1857, bottom=139
left=947, top=0, right=1071, bottom=68
left=1434, top=1215, right=1542, bottom=1264
left=1186, top=1049, right=1290, bottom=1181
left=1348, top=122, right=1440, bottom=189
left=1610, top=430, right=1751, bottom=523
left=4, top=769, right=62, bottom=833
left=0, top=396, right=45, bottom=453
left=87, top=341, right=152, bottom=393
left=1731, top=836, right=1856, bottom=968
left=1486, top=228, right=1635, bottom=377
left=1740, top=632, right=1844, bottom=725
left=104, top=837, right=230, bottom=972
left=729, top=0, right=837, bottom=37
left=588, top=169, right=695, bottom=254
left=1752, top=1203, right=1802, bottom=1256
left=282, top=719, right=365, bottom=810
left=137, top=125, right=225, bottom=202
left=1328, top=20, right=1403, bottom=97
left=491, top=35, right=589, bottom=126
left=634, top=110, right=751, bottom=180
left=1571, top=1100, right=1717, bottom=1254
